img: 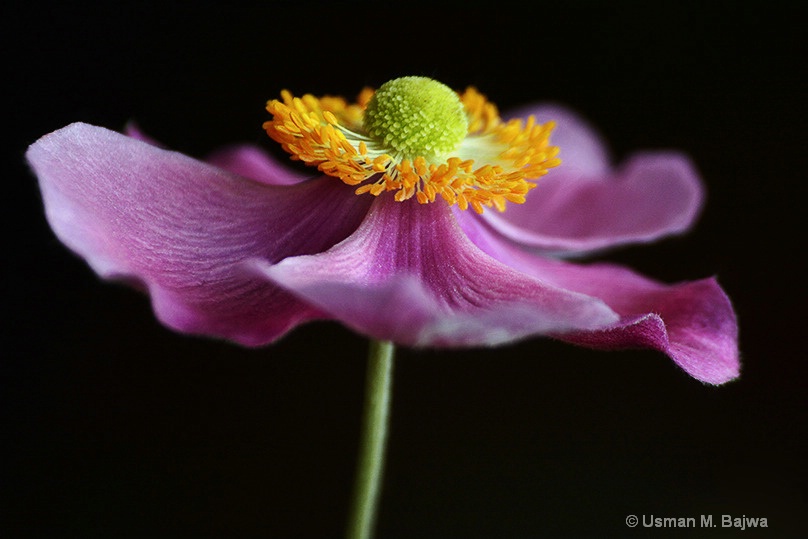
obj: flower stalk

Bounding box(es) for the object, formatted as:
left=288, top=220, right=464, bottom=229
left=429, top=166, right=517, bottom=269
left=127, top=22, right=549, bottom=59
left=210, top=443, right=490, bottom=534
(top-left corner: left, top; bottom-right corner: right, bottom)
left=347, top=340, right=395, bottom=539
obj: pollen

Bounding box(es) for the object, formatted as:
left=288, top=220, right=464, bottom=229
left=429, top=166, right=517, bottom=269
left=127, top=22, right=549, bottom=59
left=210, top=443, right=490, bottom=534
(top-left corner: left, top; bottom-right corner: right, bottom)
left=263, top=77, right=560, bottom=213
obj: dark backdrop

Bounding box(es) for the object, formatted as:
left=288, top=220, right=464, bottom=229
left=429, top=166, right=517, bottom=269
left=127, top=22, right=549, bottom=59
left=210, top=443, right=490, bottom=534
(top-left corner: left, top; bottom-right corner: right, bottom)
left=3, top=2, right=805, bottom=537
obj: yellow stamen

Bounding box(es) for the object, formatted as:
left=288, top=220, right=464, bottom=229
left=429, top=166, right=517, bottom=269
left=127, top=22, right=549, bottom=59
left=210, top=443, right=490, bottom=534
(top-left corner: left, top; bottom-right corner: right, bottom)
left=263, top=77, right=560, bottom=213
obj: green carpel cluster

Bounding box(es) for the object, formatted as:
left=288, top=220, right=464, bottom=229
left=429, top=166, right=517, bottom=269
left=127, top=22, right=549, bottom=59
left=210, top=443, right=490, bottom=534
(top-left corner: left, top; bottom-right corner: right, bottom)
left=363, top=76, right=468, bottom=160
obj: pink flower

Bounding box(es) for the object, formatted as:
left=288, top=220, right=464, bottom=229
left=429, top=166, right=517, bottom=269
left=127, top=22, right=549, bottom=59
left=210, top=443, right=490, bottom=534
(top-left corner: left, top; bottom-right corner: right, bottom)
left=27, top=79, right=738, bottom=384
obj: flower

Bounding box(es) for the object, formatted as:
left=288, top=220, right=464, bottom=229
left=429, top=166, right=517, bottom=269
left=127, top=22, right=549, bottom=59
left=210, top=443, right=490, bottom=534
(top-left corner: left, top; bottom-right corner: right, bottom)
left=27, top=77, right=738, bottom=384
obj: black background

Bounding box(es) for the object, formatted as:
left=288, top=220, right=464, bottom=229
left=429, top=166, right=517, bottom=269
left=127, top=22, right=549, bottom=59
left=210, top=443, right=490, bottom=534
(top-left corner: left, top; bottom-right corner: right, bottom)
left=3, top=2, right=805, bottom=537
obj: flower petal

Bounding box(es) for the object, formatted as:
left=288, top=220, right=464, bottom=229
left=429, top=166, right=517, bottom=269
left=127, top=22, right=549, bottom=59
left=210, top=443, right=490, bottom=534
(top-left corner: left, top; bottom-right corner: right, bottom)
left=504, top=102, right=611, bottom=177
left=481, top=152, right=705, bottom=255
left=124, top=122, right=164, bottom=147
left=125, top=122, right=308, bottom=186
left=253, top=197, right=619, bottom=347
left=205, top=145, right=310, bottom=186
left=557, top=277, right=739, bottom=385
left=28, top=123, right=371, bottom=345
left=458, top=212, right=739, bottom=384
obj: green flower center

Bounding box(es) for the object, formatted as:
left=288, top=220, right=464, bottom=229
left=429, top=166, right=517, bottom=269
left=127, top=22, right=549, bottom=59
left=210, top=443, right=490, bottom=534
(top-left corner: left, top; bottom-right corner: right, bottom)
left=363, top=76, right=468, bottom=160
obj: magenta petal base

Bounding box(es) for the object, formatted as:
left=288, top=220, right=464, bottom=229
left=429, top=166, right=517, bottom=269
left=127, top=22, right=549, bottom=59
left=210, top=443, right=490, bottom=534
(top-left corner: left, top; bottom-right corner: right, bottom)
left=255, top=197, right=619, bottom=347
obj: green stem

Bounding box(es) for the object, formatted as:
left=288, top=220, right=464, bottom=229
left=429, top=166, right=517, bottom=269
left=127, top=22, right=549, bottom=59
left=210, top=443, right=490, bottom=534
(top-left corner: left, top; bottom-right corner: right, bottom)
left=346, top=340, right=395, bottom=539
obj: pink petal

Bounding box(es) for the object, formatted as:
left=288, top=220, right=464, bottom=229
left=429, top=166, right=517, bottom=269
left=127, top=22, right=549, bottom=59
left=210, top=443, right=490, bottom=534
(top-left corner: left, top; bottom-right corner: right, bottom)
left=125, top=122, right=308, bottom=186
left=458, top=212, right=739, bottom=384
left=504, top=102, right=611, bottom=177
left=557, top=276, right=739, bottom=385
left=124, top=122, right=164, bottom=147
left=205, top=145, right=310, bottom=186
left=482, top=152, right=705, bottom=255
left=253, top=197, right=619, bottom=347
left=28, top=123, right=371, bottom=345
